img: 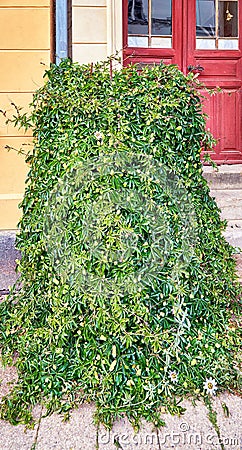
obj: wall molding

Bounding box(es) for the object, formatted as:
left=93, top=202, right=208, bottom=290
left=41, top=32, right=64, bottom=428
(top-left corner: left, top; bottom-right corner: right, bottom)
left=107, top=0, right=123, bottom=60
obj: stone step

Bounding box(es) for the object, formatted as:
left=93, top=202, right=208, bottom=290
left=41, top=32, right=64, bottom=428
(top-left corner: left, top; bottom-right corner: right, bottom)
left=226, top=219, right=242, bottom=229
left=209, top=189, right=242, bottom=221
left=223, top=229, right=242, bottom=250
left=224, top=221, right=242, bottom=249
left=206, top=190, right=242, bottom=248
left=210, top=189, right=242, bottom=207
left=218, top=208, right=242, bottom=221
left=234, top=253, right=242, bottom=283
left=203, top=164, right=242, bottom=190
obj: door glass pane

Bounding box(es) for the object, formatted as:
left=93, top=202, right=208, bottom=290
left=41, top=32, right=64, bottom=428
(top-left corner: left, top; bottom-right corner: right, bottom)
left=151, top=37, right=172, bottom=47
left=128, top=36, right=149, bottom=46
left=152, top=0, right=172, bottom=36
left=128, top=0, right=148, bottom=36
left=196, top=0, right=239, bottom=49
left=196, top=0, right=215, bottom=37
left=128, top=0, right=172, bottom=48
left=218, top=39, right=238, bottom=49
left=218, top=1, right=238, bottom=37
left=196, top=39, right=216, bottom=49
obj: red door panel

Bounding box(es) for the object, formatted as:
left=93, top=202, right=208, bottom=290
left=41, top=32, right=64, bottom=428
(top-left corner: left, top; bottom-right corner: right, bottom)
left=217, top=90, right=241, bottom=160
left=202, top=89, right=242, bottom=163
left=198, top=59, right=239, bottom=80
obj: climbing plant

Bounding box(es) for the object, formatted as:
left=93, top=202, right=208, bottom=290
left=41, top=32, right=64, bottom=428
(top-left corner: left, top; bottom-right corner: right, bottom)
left=0, top=57, right=241, bottom=428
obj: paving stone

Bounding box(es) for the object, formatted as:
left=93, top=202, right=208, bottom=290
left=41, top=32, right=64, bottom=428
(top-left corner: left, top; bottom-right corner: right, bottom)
left=0, top=231, right=20, bottom=291
left=0, top=405, right=42, bottom=450
left=98, top=416, right=160, bottom=450
left=0, top=358, right=18, bottom=401
left=156, top=395, right=242, bottom=450
left=0, top=391, right=240, bottom=450
left=0, top=359, right=42, bottom=450
left=213, top=393, right=242, bottom=450
left=98, top=394, right=242, bottom=450
left=36, top=404, right=97, bottom=450
left=0, top=420, right=37, bottom=450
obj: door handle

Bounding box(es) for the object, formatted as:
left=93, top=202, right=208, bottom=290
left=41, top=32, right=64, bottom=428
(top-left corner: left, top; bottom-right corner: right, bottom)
left=187, top=64, right=204, bottom=72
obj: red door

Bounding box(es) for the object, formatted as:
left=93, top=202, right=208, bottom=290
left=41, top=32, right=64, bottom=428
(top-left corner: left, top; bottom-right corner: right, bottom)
left=123, top=0, right=242, bottom=163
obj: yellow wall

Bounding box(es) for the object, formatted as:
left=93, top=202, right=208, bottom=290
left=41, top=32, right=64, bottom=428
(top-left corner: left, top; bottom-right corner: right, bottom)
left=0, top=0, right=51, bottom=229
left=72, top=0, right=122, bottom=65
left=72, top=0, right=108, bottom=63
left=0, top=0, right=122, bottom=229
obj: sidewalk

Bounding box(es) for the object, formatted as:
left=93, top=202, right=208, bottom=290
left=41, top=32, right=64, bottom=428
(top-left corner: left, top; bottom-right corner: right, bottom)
left=0, top=363, right=241, bottom=450
left=0, top=246, right=241, bottom=450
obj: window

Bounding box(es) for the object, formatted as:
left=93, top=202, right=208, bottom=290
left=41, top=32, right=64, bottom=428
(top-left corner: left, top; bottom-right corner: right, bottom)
left=128, top=0, right=172, bottom=48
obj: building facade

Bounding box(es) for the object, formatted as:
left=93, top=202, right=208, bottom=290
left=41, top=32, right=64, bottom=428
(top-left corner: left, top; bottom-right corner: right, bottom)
left=0, top=0, right=241, bottom=229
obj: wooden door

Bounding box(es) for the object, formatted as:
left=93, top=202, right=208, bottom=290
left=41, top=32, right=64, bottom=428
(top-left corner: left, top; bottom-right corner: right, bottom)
left=186, top=0, right=242, bottom=163
left=123, top=0, right=242, bottom=163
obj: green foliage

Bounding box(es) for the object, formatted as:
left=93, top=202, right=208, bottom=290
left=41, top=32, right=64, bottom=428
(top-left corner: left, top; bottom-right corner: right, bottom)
left=0, top=58, right=241, bottom=427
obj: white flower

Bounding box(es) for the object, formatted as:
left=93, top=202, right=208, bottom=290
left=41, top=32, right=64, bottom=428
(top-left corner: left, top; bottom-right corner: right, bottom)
left=169, top=371, right=178, bottom=383
left=204, top=378, right=217, bottom=395
left=94, top=131, right=103, bottom=141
